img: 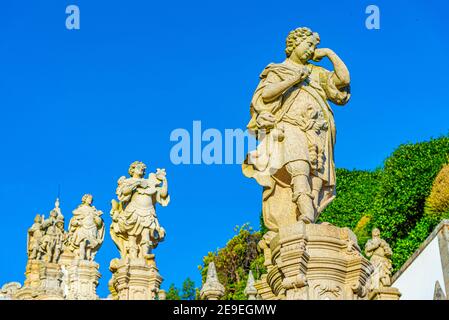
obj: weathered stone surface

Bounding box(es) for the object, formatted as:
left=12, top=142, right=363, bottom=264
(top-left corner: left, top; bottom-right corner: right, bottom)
left=258, top=221, right=372, bottom=300
left=108, top=257, right=163, bottom=300
left=66, top=259, right=101, bottom=300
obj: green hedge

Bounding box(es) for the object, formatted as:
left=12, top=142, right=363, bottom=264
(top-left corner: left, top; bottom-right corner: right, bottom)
left=321, top=135, right=449, bottom=271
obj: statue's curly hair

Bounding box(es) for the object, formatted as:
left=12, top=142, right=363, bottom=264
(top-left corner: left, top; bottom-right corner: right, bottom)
left=82, top=194, right=93, bottom=204
left=128, top=161, right=147, bottom=177
left=285, top=27, right=320, bottom=57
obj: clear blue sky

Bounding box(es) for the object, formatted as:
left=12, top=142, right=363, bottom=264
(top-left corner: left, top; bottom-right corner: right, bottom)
left=1, top=0, right=448, bottom=298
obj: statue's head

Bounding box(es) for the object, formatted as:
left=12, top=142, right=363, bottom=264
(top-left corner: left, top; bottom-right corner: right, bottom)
left=50, top=209, right=58, bottom=219
left=56, top=216, right=64, bottom=230
left=82, top=194, right=93, bottom=206
left=285, top=27, right=320, bottom=63
left=34, top=214, right=42, bottom=224
left=372, top=228, right=381, bottom=238
left=128, top=161, right=147, bottom=178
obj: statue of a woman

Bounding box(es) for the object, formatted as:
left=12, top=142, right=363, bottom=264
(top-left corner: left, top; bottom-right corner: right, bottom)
left=66, top=194, right=105, bottom=261
left=110, top=161, right=169, bottom=260
left=242, top=27, right=350, bottom=227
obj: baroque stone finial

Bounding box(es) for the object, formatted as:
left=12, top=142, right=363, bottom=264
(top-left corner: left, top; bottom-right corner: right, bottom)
left=242, top=26, right=351, bottom=227
left=200, top=262, right=225, bottom=300
left=365, top=228, right=393, bottom=290
left=0, top=282, right=22, bottom=300
left=244, top=270, right=258, bottom=300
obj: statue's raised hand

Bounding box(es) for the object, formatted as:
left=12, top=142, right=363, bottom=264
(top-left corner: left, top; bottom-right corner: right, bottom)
left=155, top=168, right=167, bottom=181
left=312, top=48, right=331, bottom=62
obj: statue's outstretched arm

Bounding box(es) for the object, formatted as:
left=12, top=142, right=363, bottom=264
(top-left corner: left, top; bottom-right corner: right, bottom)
left=158, top=177, right=168, bottom=198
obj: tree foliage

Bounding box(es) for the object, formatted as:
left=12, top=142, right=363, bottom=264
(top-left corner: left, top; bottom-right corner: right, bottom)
left=199, top=224, right=265, bottom=300
left=320, top=135, right=449, bottom=271
left=165, top=278, right=198, bottom=300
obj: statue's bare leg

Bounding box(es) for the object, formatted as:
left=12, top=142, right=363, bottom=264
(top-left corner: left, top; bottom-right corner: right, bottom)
left=80, top=241, right=86, bottom=260
left=286, top=160, right=316, bottom=223
left=141, top=230, right=151, bottom=259
left=311, top=176, right=323, bottom=209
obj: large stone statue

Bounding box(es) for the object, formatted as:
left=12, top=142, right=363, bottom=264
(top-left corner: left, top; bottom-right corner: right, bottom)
left=241, top=27, right=379, bottom=301
left=243, top=27, right=351, bottom=226
left=66, top=194, right=105, bottom=261
left=110, top=161, right=169, bottom=260
left=365, top=228, right=393, bottom=290
left=109, top=161, right=169, bottom=300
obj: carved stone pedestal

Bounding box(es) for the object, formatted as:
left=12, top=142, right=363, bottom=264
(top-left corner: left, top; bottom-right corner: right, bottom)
left=14, top=260, right=42, bottom=300
left=259, top=221, right=372, bottom=300
left=37, top=262, right=64, bottom=300
left=369, top=287, right=401, bottom=300
left=109, top=256, right=163, bottom=300
left=66, top=260, right=101, bottom=300
left=15, top=260, right=63, bottom=300
left=254, top=274, right=277, bottom=300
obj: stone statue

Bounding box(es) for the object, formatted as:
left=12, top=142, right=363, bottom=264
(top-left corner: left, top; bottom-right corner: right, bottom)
left=66, top=194, right=105, bottom=261
left=200, top=262, right=225, bottom=300
left=39, top=213, right=65, bottom=263
left=38, top=199, right=66, bottom=263
left=365, top=228, right=393, bottom=289
left=110, top=161, right=170, bottom=260
left=27, top=214, right=44, bottom=260
left=242, top=27, right=351, bottom=227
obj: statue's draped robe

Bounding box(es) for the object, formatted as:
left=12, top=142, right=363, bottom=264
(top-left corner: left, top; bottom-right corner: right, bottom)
left=67, top=205, right=104, bottom=252
left=243, top=61, right=350, bottom=230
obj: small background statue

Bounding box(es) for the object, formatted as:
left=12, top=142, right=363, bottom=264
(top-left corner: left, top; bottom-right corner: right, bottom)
left=27, top=214, right=44, bottom=260
left=110, top=161, right=169, bottom=261
left=66, top=194, right=105, bottom=261
left=39, top=212, right=65, bottom=263
left=365, top=228, right=393, bottom=290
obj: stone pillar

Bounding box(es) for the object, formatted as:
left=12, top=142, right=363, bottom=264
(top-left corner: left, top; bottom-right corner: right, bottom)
left=200, top=262, right=225, bottom=300
left=37, top=262, right=64, bottom=300
left=58, top=250, right=75, bottom=298
left=109, top=257, right=163, bottom=300
left=259, top=222, right=372, bottom=300
left=14, top=260, right=44, bottom=300
left=66, top=259, right=101, bottom=300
